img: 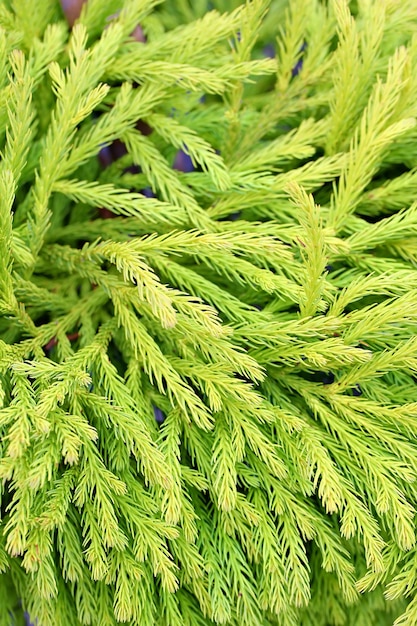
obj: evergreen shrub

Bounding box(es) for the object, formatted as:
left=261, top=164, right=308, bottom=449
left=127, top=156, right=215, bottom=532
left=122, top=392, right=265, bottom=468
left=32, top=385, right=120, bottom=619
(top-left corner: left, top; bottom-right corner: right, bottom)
left=1, top=0, right=417, bottom=624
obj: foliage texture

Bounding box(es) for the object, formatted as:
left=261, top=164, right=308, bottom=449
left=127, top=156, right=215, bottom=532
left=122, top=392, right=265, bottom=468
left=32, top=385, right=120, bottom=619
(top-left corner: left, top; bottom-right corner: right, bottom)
left=1, top=0, right=417, bottom=624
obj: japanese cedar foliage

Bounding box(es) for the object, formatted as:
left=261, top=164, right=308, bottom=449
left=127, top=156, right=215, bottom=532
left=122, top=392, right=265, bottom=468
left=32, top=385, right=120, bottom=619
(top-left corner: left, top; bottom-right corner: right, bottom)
left=2, top=0, right=417, bottom=624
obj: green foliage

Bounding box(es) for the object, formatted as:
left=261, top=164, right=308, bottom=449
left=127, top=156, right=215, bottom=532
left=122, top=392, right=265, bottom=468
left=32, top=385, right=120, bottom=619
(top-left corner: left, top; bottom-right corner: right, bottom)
left=1, top=0, right=417, bottom=624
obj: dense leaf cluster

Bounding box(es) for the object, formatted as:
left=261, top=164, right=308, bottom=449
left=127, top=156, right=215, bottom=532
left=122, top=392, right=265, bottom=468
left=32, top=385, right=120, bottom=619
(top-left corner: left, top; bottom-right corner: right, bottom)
left=1, top=0, right=417, bottom=624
